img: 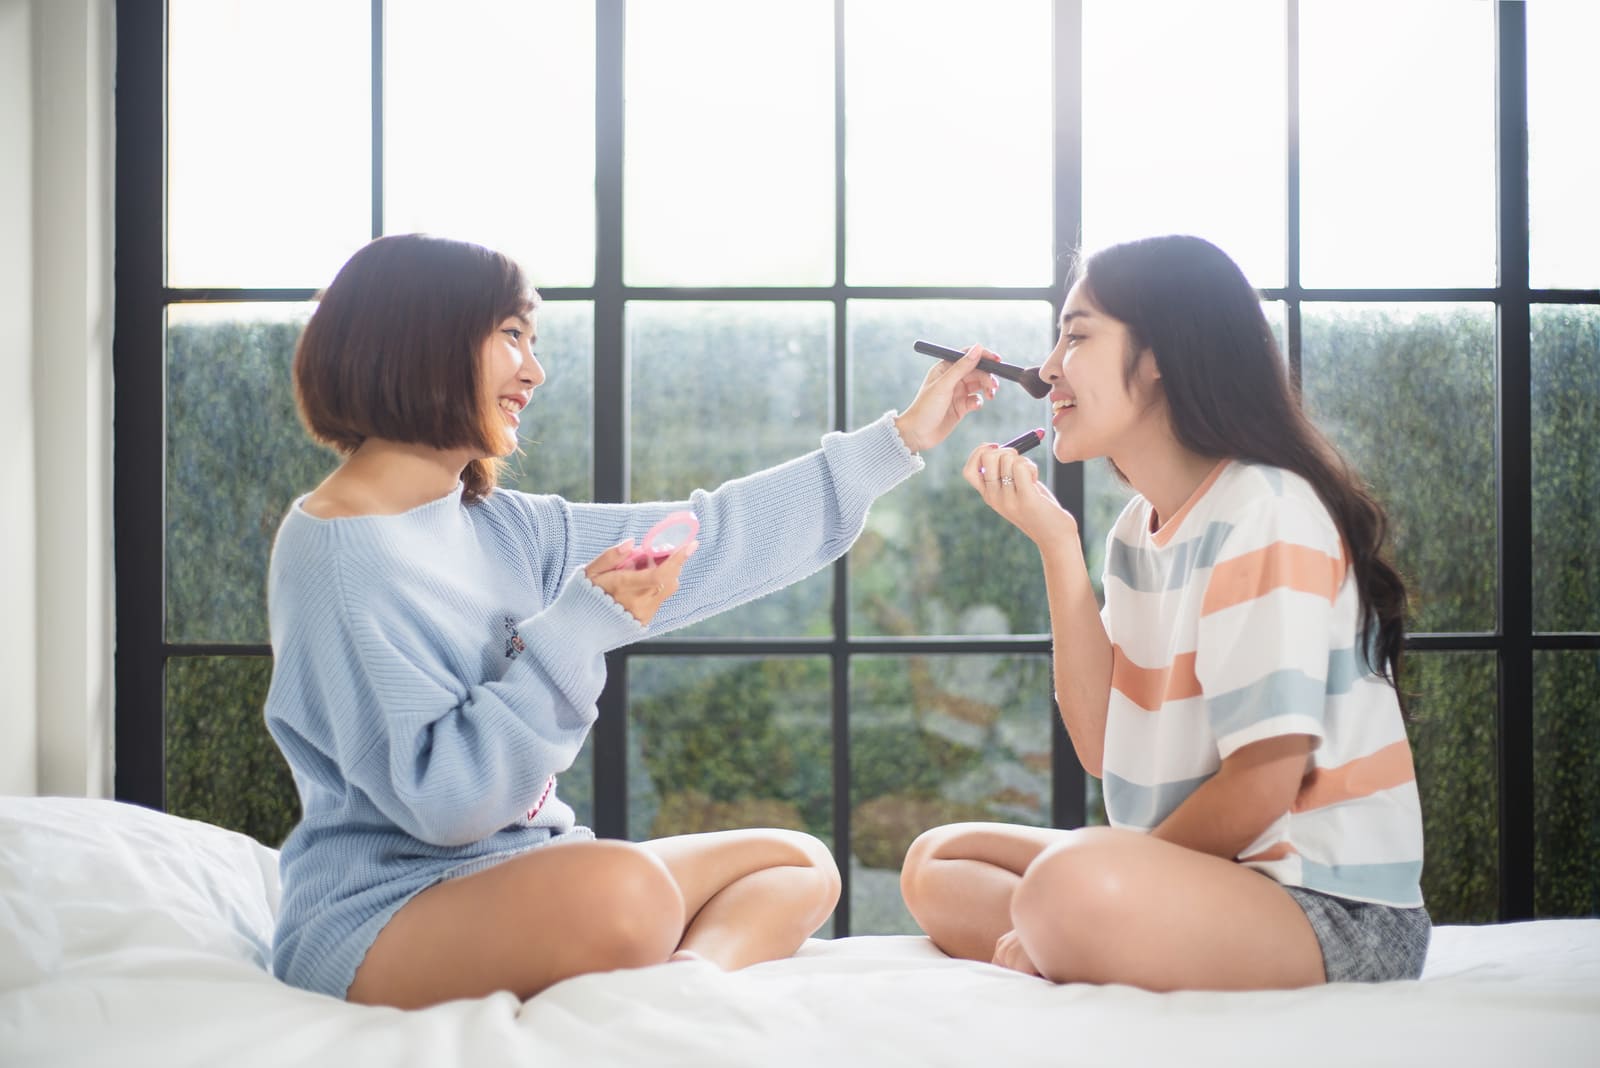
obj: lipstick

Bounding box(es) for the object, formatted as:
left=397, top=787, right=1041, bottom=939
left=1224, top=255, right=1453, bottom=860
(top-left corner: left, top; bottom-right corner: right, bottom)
left=1001, top=428, right=1046, bottom=455
left=913, top=340, right=1050, bottom=399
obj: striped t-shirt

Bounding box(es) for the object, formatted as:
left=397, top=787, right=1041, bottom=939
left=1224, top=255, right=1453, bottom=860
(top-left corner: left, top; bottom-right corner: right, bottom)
left=1099, top=460, right=1424, bottom=907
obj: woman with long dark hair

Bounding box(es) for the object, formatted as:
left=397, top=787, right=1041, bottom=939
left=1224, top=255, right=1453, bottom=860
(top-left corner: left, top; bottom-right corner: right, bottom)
left=899, top=235, right=1428, bottom=990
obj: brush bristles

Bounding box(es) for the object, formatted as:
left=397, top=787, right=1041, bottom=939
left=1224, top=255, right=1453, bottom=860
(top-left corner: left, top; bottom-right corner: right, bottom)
left=1018, top=368, right=1050, bottom=399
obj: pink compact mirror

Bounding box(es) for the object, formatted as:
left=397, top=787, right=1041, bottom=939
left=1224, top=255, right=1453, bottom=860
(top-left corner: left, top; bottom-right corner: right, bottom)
left=619, top=510, right=700, bottom=570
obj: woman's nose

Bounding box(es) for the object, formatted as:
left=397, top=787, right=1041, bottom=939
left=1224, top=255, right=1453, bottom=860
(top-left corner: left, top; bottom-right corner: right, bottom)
left=522, top=353, right=545, bottom=387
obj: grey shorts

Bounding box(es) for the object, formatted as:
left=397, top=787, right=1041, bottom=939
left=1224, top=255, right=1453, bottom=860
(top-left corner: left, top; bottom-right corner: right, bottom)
left=1284, top=885, right=1431, bottom=983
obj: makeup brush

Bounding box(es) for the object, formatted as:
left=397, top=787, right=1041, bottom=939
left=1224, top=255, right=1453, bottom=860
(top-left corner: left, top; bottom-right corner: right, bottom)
left=913, top=340, right=1050, bottom=399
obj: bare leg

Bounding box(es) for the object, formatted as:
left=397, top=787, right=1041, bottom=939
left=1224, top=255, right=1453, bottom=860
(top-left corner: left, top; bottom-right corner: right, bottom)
left=347, top=839, right=685, bottom=1009
left=1011, top=826, right=1324, bottom=991
left=899, top=822, right=1070, bottom=962
left=639, top=828, right=840, bottom=970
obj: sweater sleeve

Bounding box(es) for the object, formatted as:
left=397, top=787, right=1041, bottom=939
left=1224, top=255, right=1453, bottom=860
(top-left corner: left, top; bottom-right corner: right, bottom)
left=564, top=411, right=923, bottom=639
left=271, top=549, right=643, bottom=849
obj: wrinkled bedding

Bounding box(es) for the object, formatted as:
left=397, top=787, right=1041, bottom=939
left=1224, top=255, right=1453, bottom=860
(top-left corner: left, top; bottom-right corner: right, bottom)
left=3, top=796, right=1595, bottom=1067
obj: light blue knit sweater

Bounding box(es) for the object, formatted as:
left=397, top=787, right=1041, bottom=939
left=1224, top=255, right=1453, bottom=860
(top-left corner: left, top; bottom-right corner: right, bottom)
left=264, top=413, right=921, bottom=998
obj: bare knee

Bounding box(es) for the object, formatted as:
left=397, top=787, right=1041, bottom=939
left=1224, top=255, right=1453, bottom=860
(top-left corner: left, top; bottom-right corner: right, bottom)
left=900, top=822, right=989, bottom=915
left=574, top=842, right=686, bottom=969
left=764, top=829, right=842, bottom=931
left=1011, top=828, right=1140, bottom=981
left=804, top=836, right=844, bottom=924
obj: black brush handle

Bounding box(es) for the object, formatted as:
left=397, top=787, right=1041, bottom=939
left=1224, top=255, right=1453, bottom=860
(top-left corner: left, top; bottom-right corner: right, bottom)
left=912, top=340, right=1051, bottom=399
left=913, top=339, right=1030, bottom=384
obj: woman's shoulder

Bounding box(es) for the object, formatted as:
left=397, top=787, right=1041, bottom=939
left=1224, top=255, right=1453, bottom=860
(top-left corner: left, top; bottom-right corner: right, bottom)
left=473, top=486, right=574, bottom=548
left=478, top=485, right=569, bottom=521
left=1215, top=462, right=1325, bottom=512
left=1210, top=462, right=1340, bottom=548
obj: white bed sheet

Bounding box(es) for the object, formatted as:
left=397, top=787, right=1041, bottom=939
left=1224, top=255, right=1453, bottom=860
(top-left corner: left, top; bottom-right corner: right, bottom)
left=3, top=797, right=1597, bottom=1067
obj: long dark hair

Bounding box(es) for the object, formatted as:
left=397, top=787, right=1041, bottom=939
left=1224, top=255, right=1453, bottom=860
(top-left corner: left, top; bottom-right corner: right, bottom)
left=1075, top=235, right=1408, bottom=702
left=293, top=233, right=537, bottom=502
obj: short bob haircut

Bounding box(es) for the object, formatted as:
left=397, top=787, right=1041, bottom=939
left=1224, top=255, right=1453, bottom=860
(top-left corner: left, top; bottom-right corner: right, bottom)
left=293, top=233, right=538, bottom=502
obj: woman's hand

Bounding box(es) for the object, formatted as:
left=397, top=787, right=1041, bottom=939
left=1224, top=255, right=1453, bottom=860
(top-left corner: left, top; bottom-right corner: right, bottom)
left=962, top=442, right=1079, bottom=547
left=584, top=539, right=698, bottom=625
left=893, top=344, right=998, bottom=453
left=992, top=929, right=1042, bottom=978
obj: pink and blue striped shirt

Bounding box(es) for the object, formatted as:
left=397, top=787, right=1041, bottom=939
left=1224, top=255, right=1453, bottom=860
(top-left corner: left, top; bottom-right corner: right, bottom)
left=1099, top=460, right=1425, bottom=907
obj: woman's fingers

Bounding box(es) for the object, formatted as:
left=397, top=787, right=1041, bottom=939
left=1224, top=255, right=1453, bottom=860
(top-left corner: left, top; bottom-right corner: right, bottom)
left=966, top=444, right=1037, bottom=496
left=955, top=346, right=1000, bottom=402
left=583, top=539, right=636, bottom=580
left=897, top=345, right=1003, bottom=452
left=651, top=539, right=698, bottom=594
left=583, top=536, right=700, bottom=624
left=963, top=444, right=994, bottom=491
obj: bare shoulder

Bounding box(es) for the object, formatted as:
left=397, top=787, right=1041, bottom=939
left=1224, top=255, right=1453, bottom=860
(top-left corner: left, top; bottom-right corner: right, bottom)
left=299, top=476, right=379, bottom=519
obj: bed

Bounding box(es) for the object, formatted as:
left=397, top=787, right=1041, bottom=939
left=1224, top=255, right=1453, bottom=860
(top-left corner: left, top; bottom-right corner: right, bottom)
left=2, top=796, right=1596, bottom=1067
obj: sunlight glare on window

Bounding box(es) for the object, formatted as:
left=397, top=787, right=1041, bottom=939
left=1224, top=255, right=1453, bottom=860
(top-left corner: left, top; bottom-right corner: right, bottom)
left=1298, top=0, right=1495, bottom=287
left=845, top=0, right=1053, bottom=286
left=625, top=0, right=834, bottom=286
left=385, top=1, right=596, bottom=287
left=1528, top=1, right=1600, bottom=289
left=167, top=0, right=371, bottom=288
left=1082, top=0, right=1286, bottom=289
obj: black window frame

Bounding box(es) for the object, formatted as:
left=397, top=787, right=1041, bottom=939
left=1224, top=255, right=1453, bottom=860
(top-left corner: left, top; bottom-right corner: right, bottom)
left=114, top=0, right=1599, bottom=929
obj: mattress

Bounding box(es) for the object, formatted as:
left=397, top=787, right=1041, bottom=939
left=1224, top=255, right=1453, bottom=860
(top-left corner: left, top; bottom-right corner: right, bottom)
left=3, top=796, right=1595, bottom=1067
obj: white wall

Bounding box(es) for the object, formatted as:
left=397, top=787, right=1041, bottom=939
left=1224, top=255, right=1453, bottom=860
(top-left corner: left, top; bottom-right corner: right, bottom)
left=0, top=0, right=38, bottom=796
left=0, top=0, right=115, bottom=798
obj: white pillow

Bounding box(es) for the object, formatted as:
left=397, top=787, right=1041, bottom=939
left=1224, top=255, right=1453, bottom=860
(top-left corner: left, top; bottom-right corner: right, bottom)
left=0, top=795, right=281, bottom=991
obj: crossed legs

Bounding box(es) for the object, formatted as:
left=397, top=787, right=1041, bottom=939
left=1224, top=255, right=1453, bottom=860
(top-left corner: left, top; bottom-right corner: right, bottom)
left=900, top=822, right=1324, bottom=991
left=347, top=828, right=839, bottom=1009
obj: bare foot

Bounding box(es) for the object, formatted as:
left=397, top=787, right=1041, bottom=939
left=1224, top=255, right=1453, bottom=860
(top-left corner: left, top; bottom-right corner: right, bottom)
left=992, top=929, right=1043, bottom=978
left=668, top=949, right=712, bottom=966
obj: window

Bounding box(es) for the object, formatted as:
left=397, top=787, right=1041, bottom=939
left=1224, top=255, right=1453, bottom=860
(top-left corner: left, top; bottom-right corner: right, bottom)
left=115, top=0, right=1599, bottom=930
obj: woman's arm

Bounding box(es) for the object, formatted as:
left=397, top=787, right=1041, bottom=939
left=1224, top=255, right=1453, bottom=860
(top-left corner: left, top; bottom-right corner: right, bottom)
left=559, top=346, right=997, bottom=634
left=1150, top=733, right=1314, bottom=859
left=1039, top=535, right=1112, bottom=778
left=959, top=443, right=1111, bottom=776
left=563, top=413, right=924, bottom=636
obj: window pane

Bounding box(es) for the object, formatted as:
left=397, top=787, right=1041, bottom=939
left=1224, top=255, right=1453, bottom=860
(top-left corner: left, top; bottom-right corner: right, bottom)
left=386, top=1, right=596, bottom=287
left=629, top=656, right=833, bottom=934
left=1083, top=0, right=1286, bottom=288
left=1532, top=305, right=1600, bottom=631
left=1084, top=459, right=1136, bottom=605
left=1406, top=652, right=1498, bottom=924
left=627, top=302, right=833, bottom=637
left=1528, top=2, right=1600, bottom=288
left=505, top=302, right=595, bottom=501
left=625, top=1, right=833, bottom=286
left=849, top=654, right=1052, bottom=934
left=845, top=0, right=1053, bottom=286
left=1301, top=304, right=1495, bottom=632
left=167, top=656, right=299, bottom=847
left=1535, top=651, right=1600, bottom=917
left=1299, top=1, right=1494, bottom=286
left=167, top=304, right=335, bottom=644
left=168, top=0, right=370, bottom=287
left=556, top=745, right=594, bottom=833
left=847, top=300, right=1054, bottom=637
left=1262, top=299, right=1288, bottom=358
